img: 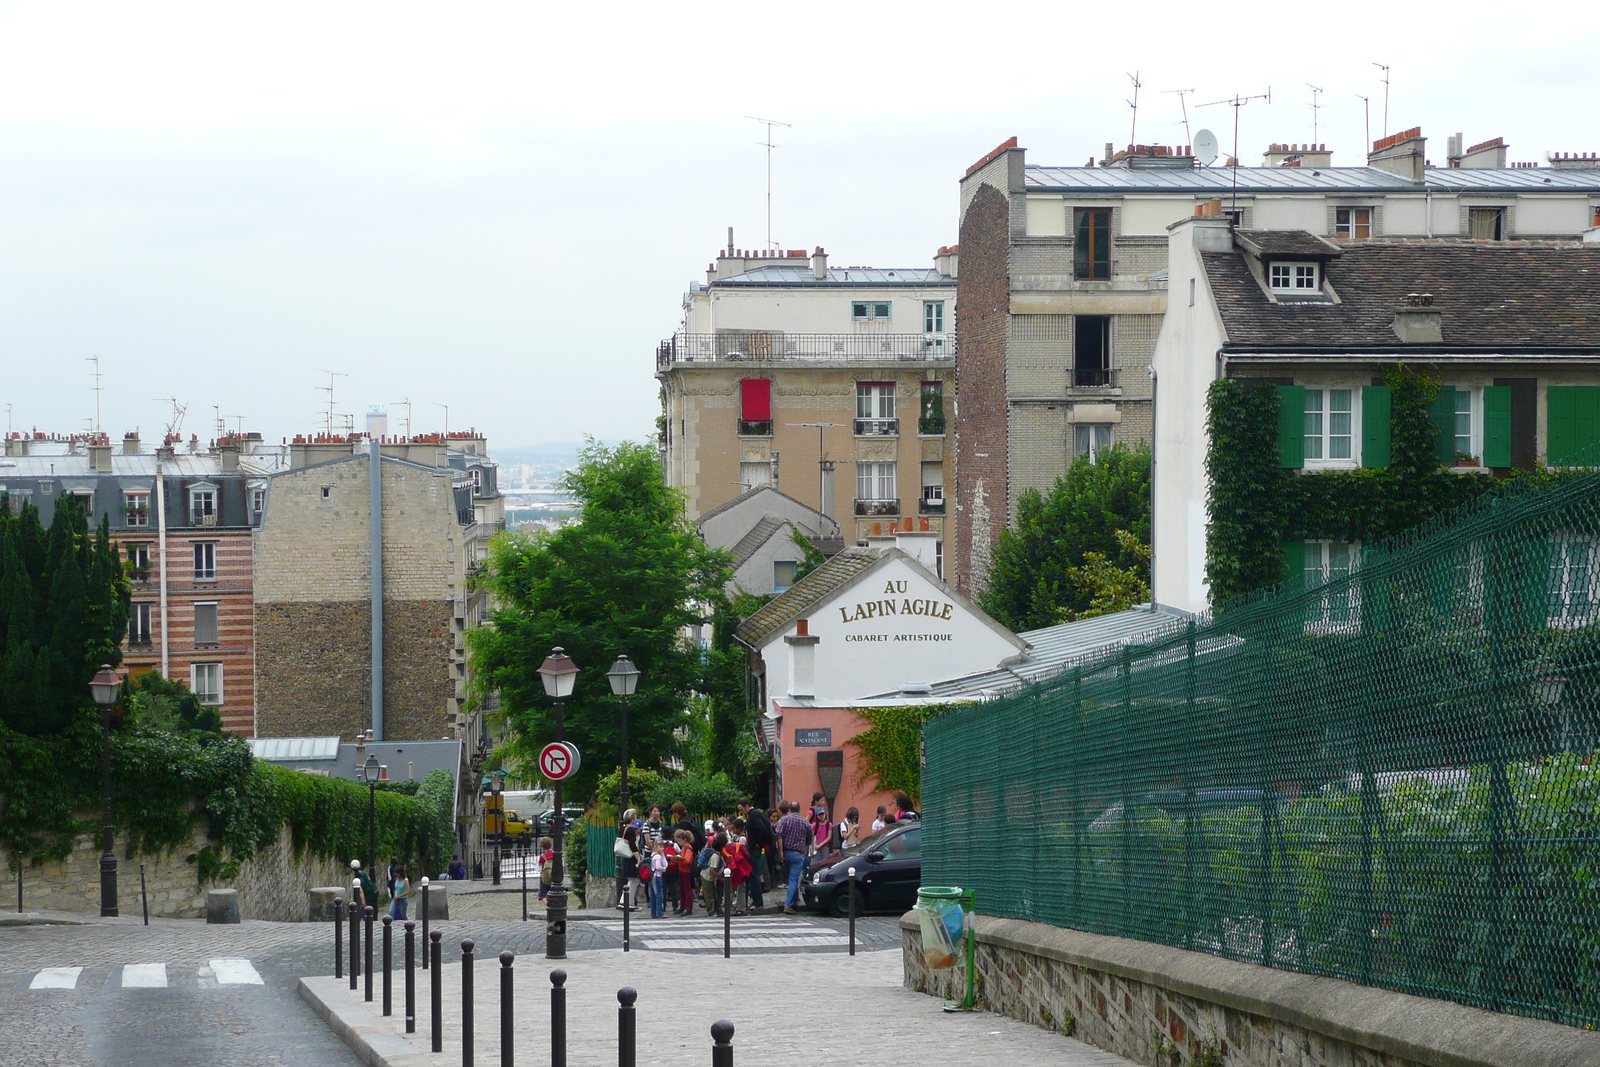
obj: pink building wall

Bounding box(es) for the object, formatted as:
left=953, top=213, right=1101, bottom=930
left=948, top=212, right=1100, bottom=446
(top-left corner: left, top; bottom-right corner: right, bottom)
left=774, top=703, right=900, bottom=833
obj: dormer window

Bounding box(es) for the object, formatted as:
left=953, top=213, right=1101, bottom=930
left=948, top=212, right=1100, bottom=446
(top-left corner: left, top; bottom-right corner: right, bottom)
left=1269, top=262, right=1320, bottom=292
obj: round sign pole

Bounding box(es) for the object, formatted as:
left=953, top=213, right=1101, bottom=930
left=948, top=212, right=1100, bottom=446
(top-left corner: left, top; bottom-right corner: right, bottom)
left=538, top=741, right=580, bottom=960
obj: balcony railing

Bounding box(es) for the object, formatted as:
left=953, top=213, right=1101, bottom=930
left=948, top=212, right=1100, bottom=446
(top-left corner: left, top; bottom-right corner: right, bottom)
left=855, top=498, right=901, bottom=517
left=854, top=418, right=899, bottom=437
left=918, top=416, right=946, bottom=436
left=191, top=511, right=218, bottom=526
left=658, top=332, right=955, bottom=368
left=737, top=420, right=773, bottom=436
left=919, top=495, right=946, bottom=514
left=1072, top=366, right=1118, bottom=388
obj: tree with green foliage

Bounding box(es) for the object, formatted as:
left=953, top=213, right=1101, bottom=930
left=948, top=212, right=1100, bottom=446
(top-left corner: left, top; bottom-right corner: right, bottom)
left=123, top=670, right=224, bottom=736
left=0, top=493, right=130, bottom=737
left=980, top=444, right=1152, bottom=631
left=467, top=441, right=736, bottom=799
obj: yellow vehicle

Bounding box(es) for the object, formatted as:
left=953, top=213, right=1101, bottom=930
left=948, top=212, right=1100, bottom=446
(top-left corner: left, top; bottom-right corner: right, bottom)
left=484, top=795, right=534, bottom=845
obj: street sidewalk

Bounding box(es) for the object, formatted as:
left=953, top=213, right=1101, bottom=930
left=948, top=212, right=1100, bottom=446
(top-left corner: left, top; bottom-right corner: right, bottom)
left=300, top=947, right=1138, bottom=1067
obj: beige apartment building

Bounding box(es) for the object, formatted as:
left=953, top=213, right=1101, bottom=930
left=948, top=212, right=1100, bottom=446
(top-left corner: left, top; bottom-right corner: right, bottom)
left=658, top=241, right=958, bottom=569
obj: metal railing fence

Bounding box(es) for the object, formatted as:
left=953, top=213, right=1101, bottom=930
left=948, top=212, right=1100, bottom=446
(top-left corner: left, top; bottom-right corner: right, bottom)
left=924, top=451, right=1600, bottom=1028
left=657, top=332, right=955, bottom=367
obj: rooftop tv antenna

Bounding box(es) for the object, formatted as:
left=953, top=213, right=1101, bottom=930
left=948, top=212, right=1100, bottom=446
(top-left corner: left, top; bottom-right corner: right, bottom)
left=5, top=403, right=11, bottom=434
left=432, top=400, right=449, bottom=439
left=226, top=414, right=247, bottom=436
left=1200, top=89, right=1272, bottom=212
left=156, top=397, right=188, bottom=439
left=86, top=356, right=104, bottom=432
left=213, top=405, right=225, bottom=441
left=393, top=397, right=413, bottom=438
left=1355, top=94, right=1372, bottom=154
left=1307, top=83, right=1324, bottom=143
left=315, top=369, right=347, bottom=436
left=1372, top=63, right=1390, bottom=137
left=745, top=116, right=791, bottom=250
left=1163, top=87, right=1196, bottom=151
left=787, top=422, right=845, bottom=537
left=1126, top=71, right=1143, bottom=147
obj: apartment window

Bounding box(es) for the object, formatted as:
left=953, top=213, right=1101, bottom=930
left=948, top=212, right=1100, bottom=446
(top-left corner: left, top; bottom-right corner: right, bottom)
left=194, top=602, right=219, bottom=645
left=189, top=488, right=216, bottom=526
left=40, top=481, right=54, bottom=495
left=125, top=543, right=150, bottom=571
left=124, top=491, right=150, bottom=526
left=739, top=378, right=773, bottom=435
left=1335, top=207, right=1372, bottom=240
left=920, top=462, right=945, bottom=513
left=1549, top=534, right=1600, bottom=629
left=1073, top=316, right=1112, bottom=387
left=128, top=603, right=152, bottom=645
left=919, top=381, right=945, bottom=435
left=856, top=462, right=897, bottom=512
left=1073, top=207, right=1111, bottom=280
left=923, top=301, right=945, bottom=333
left=1303, top=540, right=1360, bottom=630
left=1453, top=388, right=1475, bottom=461
left=250, top=487, right=266, bottom=516
left=1468, top=207, right=1505, bottom=240
left=1269, top=261, right=1320, bottom=291
left=320, top=486, right=332, bottom=500
left=739, top=461, right=772, bottom=491
left=935, top=540, right=943, bottom=580
left=193, top=541, right=216, bottom=580
left=856, top=382, right=897, bottom=435
left=1075, top=424, right=1113, bottom=462
left=191, top=662, right=223, bottom=706
left=773, top=560, right=798, bottom=592
left=851, top=301, right=892, bottom=320
left=1304, top=388, right=1356, bottom=465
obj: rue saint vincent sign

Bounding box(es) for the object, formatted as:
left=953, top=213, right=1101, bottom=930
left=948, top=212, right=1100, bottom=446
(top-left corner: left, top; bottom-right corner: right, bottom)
left=838, top=579, right=956, bottom=643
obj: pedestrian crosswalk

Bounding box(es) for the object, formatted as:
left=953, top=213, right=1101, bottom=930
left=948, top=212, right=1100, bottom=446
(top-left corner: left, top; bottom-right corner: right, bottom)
left=590, top=916, right=849, bottom=951
left=24, top=959, right=264, bottom=990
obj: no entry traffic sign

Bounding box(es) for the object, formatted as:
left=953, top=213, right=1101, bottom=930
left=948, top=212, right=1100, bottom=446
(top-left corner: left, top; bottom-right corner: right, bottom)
left=538, top=741, right=581, bottom=782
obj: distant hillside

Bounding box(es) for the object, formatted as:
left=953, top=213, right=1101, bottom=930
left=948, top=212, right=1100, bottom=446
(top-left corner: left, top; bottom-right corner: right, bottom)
left=490, top=442, right=584, bottom=468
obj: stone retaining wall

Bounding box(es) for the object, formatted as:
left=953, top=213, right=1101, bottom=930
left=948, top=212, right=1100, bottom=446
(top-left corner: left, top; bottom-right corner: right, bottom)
left=901, top=914, right=1600, bottom=1067
left=4, top=821, right=347, bottom=922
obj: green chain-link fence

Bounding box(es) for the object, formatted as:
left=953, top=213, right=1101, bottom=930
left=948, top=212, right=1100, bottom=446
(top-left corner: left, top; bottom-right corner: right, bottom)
left=924, top=466, right=1600, bottom=1028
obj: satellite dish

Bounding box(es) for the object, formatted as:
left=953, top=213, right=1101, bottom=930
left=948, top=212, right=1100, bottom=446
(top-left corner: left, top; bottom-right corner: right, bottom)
left=1193, top=129, right=1219, bottom=167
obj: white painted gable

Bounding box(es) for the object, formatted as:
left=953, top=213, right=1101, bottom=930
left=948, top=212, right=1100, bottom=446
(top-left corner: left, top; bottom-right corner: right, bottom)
left=758, top=552, right=1024, bottom=705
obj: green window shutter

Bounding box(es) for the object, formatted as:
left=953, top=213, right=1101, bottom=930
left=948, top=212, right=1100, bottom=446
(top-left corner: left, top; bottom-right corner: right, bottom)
left=1361, top=385, right=1391, bottom=468
left=1577, top=386, right=1600, bottom=466
left=1483, top=386, right=1512, bottom=467
left=1276, top=385, right=1305, bottom=469
left=1548, top=386, right=1574, bottom=465
left=1427, top=385, right=1457, bottom=465
left=1282, top=540, right=1306, bottom=594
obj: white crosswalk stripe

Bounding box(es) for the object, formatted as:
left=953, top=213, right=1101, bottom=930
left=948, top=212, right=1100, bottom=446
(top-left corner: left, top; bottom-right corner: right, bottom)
left=121, top=963, right=167, bottom=988
left=29, top=967, right=82, bottom=990
left=209, top=958, right=264, bottom=985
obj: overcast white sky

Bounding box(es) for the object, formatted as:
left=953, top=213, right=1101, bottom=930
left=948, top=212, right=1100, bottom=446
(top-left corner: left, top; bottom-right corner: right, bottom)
left=1, top=1, right=1595, bottom=450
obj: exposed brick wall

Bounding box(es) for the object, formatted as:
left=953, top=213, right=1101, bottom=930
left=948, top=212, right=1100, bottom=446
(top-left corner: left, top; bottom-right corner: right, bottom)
left=383, top=599, right=455, bottom=740
left=255, top=601, right=371, bottom=739
left=953, top=182, right=1012, bottom=596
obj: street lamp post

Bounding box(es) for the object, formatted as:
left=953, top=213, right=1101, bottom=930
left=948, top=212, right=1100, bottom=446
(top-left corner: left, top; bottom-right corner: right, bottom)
left=361, top=753, right=380, bottom=878
left=606, top=656, right=640, bottom=926
left=490, top=771, right=504, bottom=886
left=537, top=647, right=579, bottom=959
left=89, top=665, right=123, bottom=918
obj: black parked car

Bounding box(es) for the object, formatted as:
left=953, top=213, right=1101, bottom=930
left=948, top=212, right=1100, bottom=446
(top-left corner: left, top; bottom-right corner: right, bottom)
left=802, top=821, right=921, bottom=917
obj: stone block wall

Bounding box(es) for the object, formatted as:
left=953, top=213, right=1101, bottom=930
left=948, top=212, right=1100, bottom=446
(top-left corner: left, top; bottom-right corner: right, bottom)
left=5, top=821, right=347, bottom=922
left=902, top=915, right=1600, bottom=1067
left=255, top=600, right=371, bottom=738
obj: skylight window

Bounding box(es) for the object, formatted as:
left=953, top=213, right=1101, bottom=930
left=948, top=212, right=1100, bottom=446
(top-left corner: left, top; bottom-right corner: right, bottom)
left=1269, top=262, right=1320, bottom=292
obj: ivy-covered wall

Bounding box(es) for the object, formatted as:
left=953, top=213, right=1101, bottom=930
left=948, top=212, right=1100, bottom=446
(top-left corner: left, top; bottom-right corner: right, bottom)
left=1204, top=367, right=1547, bottom=606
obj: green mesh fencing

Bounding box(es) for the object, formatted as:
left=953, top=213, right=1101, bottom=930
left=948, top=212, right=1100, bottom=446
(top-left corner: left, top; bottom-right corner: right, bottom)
left=925, top=464, right=1600, bottom=1028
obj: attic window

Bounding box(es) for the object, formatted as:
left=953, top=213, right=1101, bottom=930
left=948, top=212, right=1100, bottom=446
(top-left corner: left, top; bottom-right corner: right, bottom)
left=1269, top=261, right=1319, bottom=292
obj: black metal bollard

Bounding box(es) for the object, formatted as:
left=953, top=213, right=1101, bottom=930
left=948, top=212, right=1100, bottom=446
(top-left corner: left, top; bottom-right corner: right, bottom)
left=622, top=871, right=630, bottom=953
left=847, top=866, right=857, bottom=957
left=382, top=915, right=393, bottom=1016
left=710, top=1020, right=734, bottom=1067
left=499, top=952, right=514, bottom=1067
left=462, top=938, right=476, bottom=1067
left=405, top=921, right=416, bottom=1034
left=722, top=869, right=732, bottom=959
left=549, top=969, right=567, bottom=1067
left=140, top=864, right=149, bottom=925
left=349, top=897, right=361, bottom=989
left=521, top=852, right=528, bottom=923
left=617, top=987, right=637, bottom=1067
left=421, top=877, right=431, bottom=970
left=431, top=931, right=443, bottom=1053
left=365, top=906, right=375, bottom=1002
left=334, top=896, right=345, bottom=979
left=546, top=886, right=567, bottom=959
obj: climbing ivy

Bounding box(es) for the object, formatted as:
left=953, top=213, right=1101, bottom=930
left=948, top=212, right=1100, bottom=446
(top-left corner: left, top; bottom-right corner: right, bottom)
left=1205, top=365, right=1552, bottom=606
left=847, top=704, right=965, bottom=804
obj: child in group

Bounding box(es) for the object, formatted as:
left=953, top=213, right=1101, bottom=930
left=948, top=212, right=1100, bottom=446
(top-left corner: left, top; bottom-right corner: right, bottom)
left=723, top=818, right=754, bottom=915
left=699, top=833, right=726, bottom=916
left=537, top=836, right=555, bottom=901
left=672, top=829, right=696, bottom=916
left=647, top=839, right=669, bottom=917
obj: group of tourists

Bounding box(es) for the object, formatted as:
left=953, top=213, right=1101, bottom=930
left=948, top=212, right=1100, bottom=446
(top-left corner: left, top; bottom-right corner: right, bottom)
left=347, top=857, right=414, bottom=920
left=610, top=792, right=919, bottom=917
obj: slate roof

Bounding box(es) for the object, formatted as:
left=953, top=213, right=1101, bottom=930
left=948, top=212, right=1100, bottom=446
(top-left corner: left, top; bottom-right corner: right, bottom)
left=713, top=266, right=955, bottom=287
left=1025, top=164, right=1600, bottom=194
left=731, top=514, right=790, bottom=568
left=1204, top=239, right=1600, bottom=352
left=696, top=484, right=823, bottom=526
left=736, top=547, right=884, bottom=648
left=1233, top=229, right=1343, bottom=259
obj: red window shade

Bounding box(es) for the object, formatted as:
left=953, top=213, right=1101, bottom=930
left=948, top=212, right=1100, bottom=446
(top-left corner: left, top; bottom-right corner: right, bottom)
left=741, top=379, right=771, bottom=422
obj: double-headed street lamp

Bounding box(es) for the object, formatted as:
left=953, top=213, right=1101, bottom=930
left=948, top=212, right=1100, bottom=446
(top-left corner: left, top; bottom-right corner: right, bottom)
left=537, top=647, right=579, bottom=959
left=89, top=665, right=123, bottom=918
left=360, top=753, right=381, bottom=879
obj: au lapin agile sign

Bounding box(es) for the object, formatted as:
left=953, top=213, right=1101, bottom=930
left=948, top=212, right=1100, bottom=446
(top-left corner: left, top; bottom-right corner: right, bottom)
left=838, top=579, right=955, bottom=643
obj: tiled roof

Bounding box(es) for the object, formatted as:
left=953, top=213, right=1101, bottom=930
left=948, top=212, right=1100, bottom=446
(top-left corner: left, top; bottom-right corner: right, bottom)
left=1233, top=229, right=1343, bottom=259
left=1204, top=240, right=1600, bottom=351
left=731, top=515, right=789, bottom=568
left=696, top=485, right=823, bottom=526
left=1025, top=164, right=1600, bottom=194
left=736, top=547, right=885, bottom=648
